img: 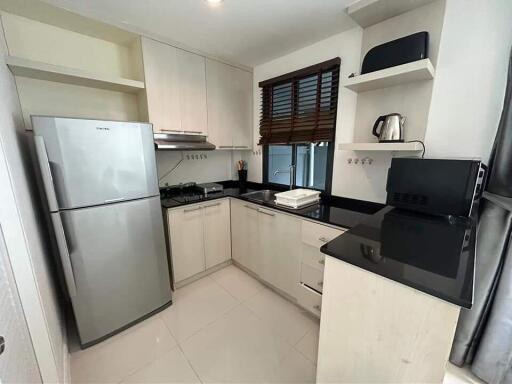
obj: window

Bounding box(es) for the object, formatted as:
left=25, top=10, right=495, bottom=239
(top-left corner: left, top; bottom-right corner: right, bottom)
left=259, top=58, right=339, bottom=192
left=264, top=143, right=333, bottom=191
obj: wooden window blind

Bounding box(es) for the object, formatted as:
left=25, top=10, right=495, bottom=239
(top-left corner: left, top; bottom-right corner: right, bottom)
left=259, top=58, right=340, bottom=145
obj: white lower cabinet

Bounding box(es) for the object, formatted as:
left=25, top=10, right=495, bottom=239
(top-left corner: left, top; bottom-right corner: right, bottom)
left=258, top=207, right=301, bottom=298
left=297, top=220, right=345, bottom=316
left=204, top=199, right=232, bottom=269
left=231, top=199, right=301, bottom=300
left=231, top=200, right=262, bottom=275
left=170, top=197, right=346, bottom=314
left=168, top=198, right=231, bottom=284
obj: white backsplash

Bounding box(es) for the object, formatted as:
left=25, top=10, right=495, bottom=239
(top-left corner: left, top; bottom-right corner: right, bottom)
left=156, top=150, right=243, bottom=187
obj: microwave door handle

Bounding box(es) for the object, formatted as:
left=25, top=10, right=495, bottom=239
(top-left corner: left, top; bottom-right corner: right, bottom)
left=34, top=135, right=59, bottom=212
left=51, top=214, right=77, bottom=298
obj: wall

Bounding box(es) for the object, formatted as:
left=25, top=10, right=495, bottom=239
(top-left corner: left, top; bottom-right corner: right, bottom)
left=245, top=29, right=363, bottom=188
left=354, top=0, right=445, bottom=144
left=424, top=0, right=512, bottom=161
left=0, top=16, right=67, bottom=383
left=245, top=0, right=445, bottom=203
left=157, top=150, right=242, bottom=187
left=246, top=0, right=512, bottom=203
left=1, top=12, right=145, bottom=130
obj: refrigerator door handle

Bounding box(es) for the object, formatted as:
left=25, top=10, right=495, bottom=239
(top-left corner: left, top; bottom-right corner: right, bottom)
left=51, top=214, right=77, bottom=298
left=34, top=135, right=59, bottom=212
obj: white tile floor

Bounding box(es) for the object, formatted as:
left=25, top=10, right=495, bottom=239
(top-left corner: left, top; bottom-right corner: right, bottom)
left=71, top=264, right=481, bottom=384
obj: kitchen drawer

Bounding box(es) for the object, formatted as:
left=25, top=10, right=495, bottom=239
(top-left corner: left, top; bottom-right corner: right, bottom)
left=297, top=283, right=322, bottom=317
left=301, top=245, right=326, bottom=270
left=301, top=220, right=345, bottom=249
left=300, top=263, right=324, bottom=293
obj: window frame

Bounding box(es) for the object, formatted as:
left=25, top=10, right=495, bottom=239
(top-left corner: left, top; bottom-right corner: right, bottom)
left=262, top=142, right=335, bottom=194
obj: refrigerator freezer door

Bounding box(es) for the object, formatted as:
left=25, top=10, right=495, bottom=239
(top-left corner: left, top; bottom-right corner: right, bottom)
left=32, top=116, right=159, bottom=211
left=54, top=196, right=171, bottom=346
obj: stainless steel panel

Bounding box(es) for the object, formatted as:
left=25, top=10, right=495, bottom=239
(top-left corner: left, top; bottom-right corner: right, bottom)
left=153, top=133, right=215, bottom=150
left=50, top=213, right=77, bottom=297
left=33, top=135, right=59, bottom=212
left=59, top=196, right=171, bottom=345
left=32, top=116, right=159, bottom=210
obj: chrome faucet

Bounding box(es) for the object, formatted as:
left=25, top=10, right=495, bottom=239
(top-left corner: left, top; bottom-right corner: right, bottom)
left=273, top=164, right=295, bottom=190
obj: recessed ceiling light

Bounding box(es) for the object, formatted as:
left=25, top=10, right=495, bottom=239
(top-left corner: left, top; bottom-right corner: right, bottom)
left=205, top=0, right=224, bottom=5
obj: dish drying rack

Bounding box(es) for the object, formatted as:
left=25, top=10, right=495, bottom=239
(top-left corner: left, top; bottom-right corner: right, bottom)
left=274, top=189, right=321, bottom=209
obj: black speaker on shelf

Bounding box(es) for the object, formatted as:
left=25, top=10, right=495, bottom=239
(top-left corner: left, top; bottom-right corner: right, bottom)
left=361, top=31, right=429, bottom=74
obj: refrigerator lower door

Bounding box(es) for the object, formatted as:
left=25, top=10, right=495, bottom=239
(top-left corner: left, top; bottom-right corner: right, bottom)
left=53, top=196, right=171, bottom=346
left=32, top=116, right=159, bottom=211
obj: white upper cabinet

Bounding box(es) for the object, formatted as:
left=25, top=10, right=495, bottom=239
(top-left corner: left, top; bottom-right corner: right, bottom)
left=141, top=37, right=181, bottom=133
left=232, top=67, right=253, bottom=149
left=206, top=59, right=253, bottom=149
left=141, top=37, right=207, bottom=135
left=176, top=49, right=208, bottom=135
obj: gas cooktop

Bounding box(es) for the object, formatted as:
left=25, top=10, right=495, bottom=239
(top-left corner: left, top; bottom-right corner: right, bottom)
left=160, top=182, right=223, bottom=204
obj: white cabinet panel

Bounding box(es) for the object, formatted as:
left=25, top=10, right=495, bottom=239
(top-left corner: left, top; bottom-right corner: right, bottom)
left=232, top=67, right=253, bottom=149
left=204, top=199, right=231, bottom=269
left=168, top=205, right=205, bottom=282
left=176, top=49, right=207, bottom=136
left=206, top=59, right=234, bottom=148
left=297, top=283, right=322, bottom=317
left=301, top=220, right=345, bottom=249
left=168, top=198, right=232, bottom=284
left=231, top=199, right=260, bottom=275
left=206, top=59, right=252, bottom=149
left=258, top=207, right=301, bottom=299
left=300, top=262, right=324, bottom=293
left=142, top=37, right=181, bottom=133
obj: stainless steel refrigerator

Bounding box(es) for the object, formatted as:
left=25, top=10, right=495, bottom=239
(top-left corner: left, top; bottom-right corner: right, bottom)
left=32, top=116, right=172, bottom=347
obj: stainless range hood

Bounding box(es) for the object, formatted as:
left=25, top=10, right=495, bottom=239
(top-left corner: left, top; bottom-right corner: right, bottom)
left=154, top=133, right=215, bottom=150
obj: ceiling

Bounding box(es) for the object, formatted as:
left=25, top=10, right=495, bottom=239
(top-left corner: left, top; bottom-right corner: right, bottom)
left=42, top=0, right=357, bottom=67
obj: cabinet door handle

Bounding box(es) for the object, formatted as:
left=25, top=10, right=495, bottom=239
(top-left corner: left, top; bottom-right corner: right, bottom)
left=0, top=336, right=4, bottom=356
left=184, top=206, right=203, bottom=213
left=318, top=236, right=329, bottom=243
left=184, top=130, right=202, bottom=134
left=258, top=208, right=275, bottom=217
left=244, top=205, right=259, bottom=211
left=313, top=304, right=321, bottom=311
left=204, top=202, right=221, bottom=209
left=234, top=145, right=249, bottom=149
left=219, top=145, right=234, bottom=149
left=318, top=259, right=325, bottom=265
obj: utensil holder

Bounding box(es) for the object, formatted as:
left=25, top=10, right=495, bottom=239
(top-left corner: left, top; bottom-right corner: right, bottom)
left=238, top=170, right=247, bottom=190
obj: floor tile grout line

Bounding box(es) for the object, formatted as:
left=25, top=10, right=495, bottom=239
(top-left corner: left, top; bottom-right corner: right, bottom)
left=115, top=343, right=182, bottom=384
left=114, top=316, right=179, bottom=383
left=240, top=299, right=306, bottom=350
left=208, top=265, right=247, bottom=304
left=292, top=343, right=318, bottom=366
left=156, top=311, right=210, bottom=382
left=174, top=301, right=243, bottom=346
left=175, top=342, right=205, bottom=384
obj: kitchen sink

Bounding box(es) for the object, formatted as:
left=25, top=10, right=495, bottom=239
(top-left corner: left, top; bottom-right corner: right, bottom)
left=241, top=189, right=279, bottom=203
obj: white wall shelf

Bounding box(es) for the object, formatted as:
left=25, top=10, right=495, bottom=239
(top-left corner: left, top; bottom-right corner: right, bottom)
left=6, top=56, right=145, bottom=93
left=347, top=0, right=437, bottom=28
left=343, top=59, right=434, bottom=92
left=338, top=142, right=423, bottom=151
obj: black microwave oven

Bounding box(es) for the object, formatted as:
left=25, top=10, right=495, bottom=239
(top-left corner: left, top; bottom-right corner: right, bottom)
left=386, top=158, right=486, bottom=217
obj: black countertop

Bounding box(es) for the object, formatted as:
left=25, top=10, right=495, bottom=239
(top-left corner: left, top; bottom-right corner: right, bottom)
left=161, top=181, right=384, bottom=229
left=161, top=181, right=475, bottom=307
left=320, top=206, right=476, bottom=308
